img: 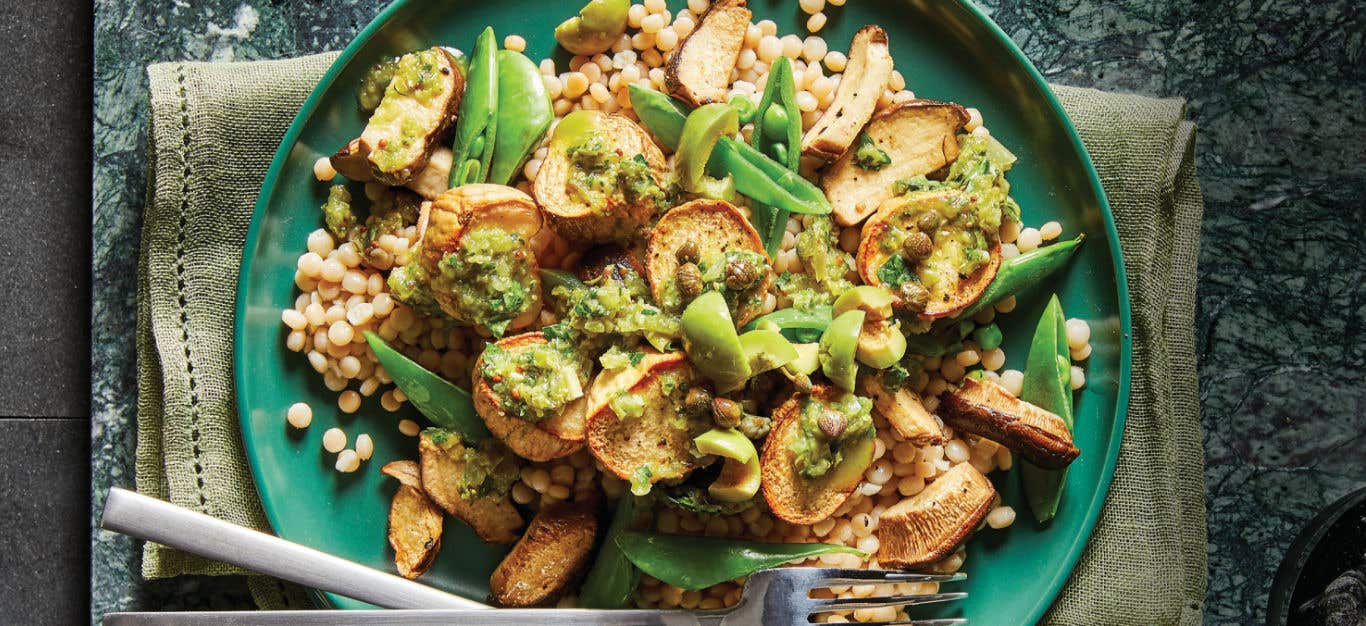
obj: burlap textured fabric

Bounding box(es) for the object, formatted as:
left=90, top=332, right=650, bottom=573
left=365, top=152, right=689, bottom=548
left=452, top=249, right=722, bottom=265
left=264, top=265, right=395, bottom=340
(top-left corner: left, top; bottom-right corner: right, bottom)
left=135, top=54, right=1206, bottom=620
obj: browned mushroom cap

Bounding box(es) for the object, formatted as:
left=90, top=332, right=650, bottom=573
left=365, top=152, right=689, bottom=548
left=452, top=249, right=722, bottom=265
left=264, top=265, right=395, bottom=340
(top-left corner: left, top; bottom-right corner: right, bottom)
left=416, top=432, right=524, bottom=544
left=330, top=47, right=465, bottom=186
left=533, top=112, right=669, bottom=243
left=664, top=0, right=751, bottom=106
left=858, top=375, right=945, bottom=446
left=936, top=377, right=1079, bottom=470
left=822, top=100, right=969, bottom=226
left=875, top=462, right=997, bottom=569
left=489, top=500, right=599, bottom=606
left=381, top=460, right=444, bottom=579
left=471, top=332, right=587, bottom=462
left=584, top=351, right=705, bottom=486
left=760, top=385, right=876, bottom=525
left=801, top=25, right=894, bottom=161
left=645, top=198, right=771, bottom=325
left=856, top=188, right=1002, bottom=319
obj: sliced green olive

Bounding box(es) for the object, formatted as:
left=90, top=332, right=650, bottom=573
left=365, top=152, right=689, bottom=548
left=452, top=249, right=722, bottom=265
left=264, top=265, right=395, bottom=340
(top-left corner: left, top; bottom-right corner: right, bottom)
left=855, top=320, right=907, bottom=369
left=695, top=428, right=761, bottom=503
left=555, top=0, right=630, bottom=56
left=823, top=436, right=876, bottom=492
left=694, top=428, right=757, bottom=463
left=833, top=285, right=895, bottom=321
left=819, top=310, right=865, bottom=392
left=549, top=109, right=605, bottom=151
left=682, top=291, right=751, bottom=391
left=739, top=329, right=799, bottom=377
left=788, top=342, right=821, bottom=376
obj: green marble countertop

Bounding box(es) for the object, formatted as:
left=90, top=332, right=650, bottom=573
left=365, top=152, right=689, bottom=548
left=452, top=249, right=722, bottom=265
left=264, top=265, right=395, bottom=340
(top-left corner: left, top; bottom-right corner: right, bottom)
left=89, top=0, right=1366, bottom=623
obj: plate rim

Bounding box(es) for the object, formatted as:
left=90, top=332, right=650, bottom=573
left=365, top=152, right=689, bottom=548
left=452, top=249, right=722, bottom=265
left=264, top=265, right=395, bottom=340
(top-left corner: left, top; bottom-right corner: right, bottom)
left=233, top=0, right=1133, bottom=620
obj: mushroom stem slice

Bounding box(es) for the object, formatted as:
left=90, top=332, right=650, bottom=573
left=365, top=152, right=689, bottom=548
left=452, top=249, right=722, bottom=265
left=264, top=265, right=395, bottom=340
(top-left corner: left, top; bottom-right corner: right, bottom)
left=858, top=374, right=945, bottom=445
left=381, top=461, right=444, bottom=579
left=876, top=462, right=997, bottom=568
left=664, top=0, right=752, bottom=106
left=937, top=377, right=1079, bottom=470
left=489, top=500, right=599, bottom=606
left=417, top=432, right=525, bottom=544
left=800, top=25, right=894, bottom=162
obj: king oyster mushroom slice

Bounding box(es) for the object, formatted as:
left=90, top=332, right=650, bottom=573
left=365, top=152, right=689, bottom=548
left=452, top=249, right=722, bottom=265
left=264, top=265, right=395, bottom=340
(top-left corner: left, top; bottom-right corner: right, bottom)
left=858, top=374, right=945, bottom=446
left=937, top=377, right=1079, bottom=470
left=471, top=331, right=588, bottom=462
left=489, top=500, right=599, bottom=607
left=664, top=0, right=752, bottom=106
left=876, top=462, right=998, bottom=568
left=417, top=431, right=524, bottom=544
left=584, top=352, right=705, bottom=488
left=800, top=25, right=894, bottom=162
left=822, top=100, right=969, bottom=226
left=645, top=198, right=771, bottom=326
left=380, top=460, right=445, bottom=579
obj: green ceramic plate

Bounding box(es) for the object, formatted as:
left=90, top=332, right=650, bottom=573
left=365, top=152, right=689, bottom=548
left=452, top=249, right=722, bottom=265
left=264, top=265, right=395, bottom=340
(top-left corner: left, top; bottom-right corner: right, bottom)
left=235, top=0, right=1132, bottom=622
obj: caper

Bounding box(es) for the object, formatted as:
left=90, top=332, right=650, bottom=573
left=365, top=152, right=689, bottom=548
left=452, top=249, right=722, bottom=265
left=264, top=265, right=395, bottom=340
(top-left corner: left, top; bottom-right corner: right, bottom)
left=711, top=397, right=743, bottom=428
left=898, top=281, right=930, bottom=313
left=676, top=262, right=703, bottom=301
left=684, top=386, right=713, bottom=417
left=724, top=256, right=761, bottom=291
left=901, top=230, right=933, bottom=261
left=817, top=409, right=847, bottom=439
left=915, top=211, right=940, bottom=233
left=675, top=241, right=700, bottom=264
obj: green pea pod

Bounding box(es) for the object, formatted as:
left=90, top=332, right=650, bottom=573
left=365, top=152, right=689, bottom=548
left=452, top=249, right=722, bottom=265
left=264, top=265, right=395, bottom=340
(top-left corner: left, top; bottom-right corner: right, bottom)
left=1018, top=295, right=1073, bottom=523
left=449, top=27, right=499, bottom=186
left=749, top=57, right=802, bottom=257
left=955, top=235, right=1084, bottom=320
left=487, top=49, right=554, bottom=186
left=363, top=331, right=489, bottom=442
left=578, top=495, right=642, bottom=608
left=614, top=531, right=864, bottom=590
left=627, top=84, right=831, bottom=216
left=742, top=305, right=832, bottom=343
left=677, top=103, right=739, bottom=199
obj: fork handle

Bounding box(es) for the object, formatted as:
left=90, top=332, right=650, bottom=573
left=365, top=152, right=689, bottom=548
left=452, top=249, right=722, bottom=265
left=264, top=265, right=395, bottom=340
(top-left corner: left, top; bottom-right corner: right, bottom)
left=99, top=488, right=484, bottom=610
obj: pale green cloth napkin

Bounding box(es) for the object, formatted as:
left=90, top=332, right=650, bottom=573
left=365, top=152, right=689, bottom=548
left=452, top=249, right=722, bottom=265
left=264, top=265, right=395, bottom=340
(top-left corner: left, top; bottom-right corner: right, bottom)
left=135, top=53, right=1206, bottom=622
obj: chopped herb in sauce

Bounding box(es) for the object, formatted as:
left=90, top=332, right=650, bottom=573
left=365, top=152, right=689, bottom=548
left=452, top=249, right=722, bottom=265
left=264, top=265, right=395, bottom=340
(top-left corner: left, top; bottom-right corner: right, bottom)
left=852, top=132, right=891, bottom=171
left=479, top=340, right=584, bottom=423
left=565, top=138, right=672, bottom=215
left=789, top=392, right=874, bottom=479
left=432, top=225, right=535, bottom=337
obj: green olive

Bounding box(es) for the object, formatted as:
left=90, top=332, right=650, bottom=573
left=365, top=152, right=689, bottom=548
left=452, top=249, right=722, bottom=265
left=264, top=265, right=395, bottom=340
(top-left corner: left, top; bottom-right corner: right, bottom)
left=554, top=0, right=630, bottom=56
left=832, top=285, right=895, bottom=321
left=818, top=310, right=865, bottom=392
left=681, top=291, right=752, bottom=391
left=855, top=320, right=908, bottom=369
left=738, top=328, right=799, bottom=376
left=787, top=342, right=821, bottom=376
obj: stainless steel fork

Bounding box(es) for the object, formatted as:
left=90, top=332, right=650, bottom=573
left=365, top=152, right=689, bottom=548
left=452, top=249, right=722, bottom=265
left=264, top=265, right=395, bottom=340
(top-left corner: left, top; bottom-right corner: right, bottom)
left=100, top=488, right=967, bottom=625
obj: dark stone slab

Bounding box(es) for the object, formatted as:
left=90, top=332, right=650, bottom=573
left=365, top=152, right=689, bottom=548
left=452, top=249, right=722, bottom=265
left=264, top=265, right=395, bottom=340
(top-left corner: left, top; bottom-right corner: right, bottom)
left=0, top=0, right=93, bottom=418
left=0, top=418, right=89, bottom=625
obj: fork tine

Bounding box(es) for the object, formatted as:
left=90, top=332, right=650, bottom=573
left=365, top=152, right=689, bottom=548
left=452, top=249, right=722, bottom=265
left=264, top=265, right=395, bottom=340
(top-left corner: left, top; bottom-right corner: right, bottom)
left=811, top=591, right=968, bottom=611
left=813, top=568, right=967, bottom=586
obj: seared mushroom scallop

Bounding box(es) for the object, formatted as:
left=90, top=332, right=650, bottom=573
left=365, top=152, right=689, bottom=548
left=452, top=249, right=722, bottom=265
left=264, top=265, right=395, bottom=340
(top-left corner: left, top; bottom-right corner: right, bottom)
left=472, top=332, right=588, bottom=462
left=585, top=351, right=710, bottom=493
left=822, top=100, right=969, bottom=226
left=418, top=184, right=544, bottom=336
left=801, top=26, right=893, bottom=161
left=856, top=187, right=1002, bottom=318
left=859, top=375, right=945, bottom=446
left=417, top=430, right=524, bottom=544
left=646, top=199, right=772, bottom=326
left=760, top=385, right=877, bottom=525
left=330, top=47, right=465, bottom=185
left=489, top=500, right=599, bottom=606
left=937, top=377, right=1079, bottom=470
left=664, top=0, right=751, bottom=106
left=533, top=111, right=671, bottom=243
left=381, top=460, right=444, bottom=579
left=876, top=462, right=998, bottom=568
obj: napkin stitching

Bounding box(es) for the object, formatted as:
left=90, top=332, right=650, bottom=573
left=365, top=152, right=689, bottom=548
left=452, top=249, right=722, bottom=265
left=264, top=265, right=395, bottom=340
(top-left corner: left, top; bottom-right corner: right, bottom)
left=174, top=63, right=210, bottom=511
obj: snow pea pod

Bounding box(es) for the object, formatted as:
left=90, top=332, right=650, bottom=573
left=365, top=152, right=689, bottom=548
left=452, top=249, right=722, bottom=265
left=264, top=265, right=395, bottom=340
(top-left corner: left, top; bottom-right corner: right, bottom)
left=614, top=531, right=863, bottom=590
left=1018, top=295, right=1073, bottom=523
left=363, top=331, right=489, bottom=442
left=743, top=304, right=832, bottom=343
left=627, top=84, right=831, bottom=216
left=487, top=49, right=553, bottom=185
left=955, top=235, right=1084, bottom=319
left=578, top=495, right=642, bottom=608
left=749, top=57, right=802, bottom=256
left=449, top=27, right=499, bottom=186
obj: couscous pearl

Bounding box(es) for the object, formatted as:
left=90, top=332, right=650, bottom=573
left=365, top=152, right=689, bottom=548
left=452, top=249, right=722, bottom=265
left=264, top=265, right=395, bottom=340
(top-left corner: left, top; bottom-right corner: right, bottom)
left=355, top=433, right=374, bottom=460
left=655, top=27, right=679, bottom=51
left=398, top=419, right=421, bottom=437
left=337, top=243, right=361, bottom=267
left=955, top=350, right=980, bottom=367
left=628, top=3, right=646, bottom=28
left=890, top=70, right=906, bottom=92
left=564, top=72, right=589, bottom=98
left=945, top=439, right=971, bottom=463
left=307, top=351, right=328, bottom=373
left=1017, top=227, right=1042, bottom=252
left=1001, top=242, right=1021, bottom=260
left=799, top=0, right=824, bottom=14
left=965, top=107, right=983, bottom=131
left=757, top=35, right=782, bottom=62
left=338, top=355, right=362, bottom=378
left=795, top=90, right=818, bottom=112
left=286, top=402, right=313, bottom=429
left=644, top=0, right=666, bottom=13
left=986, top=506, right=1017, bottom=529
left=335, top=449, right=360, bottom=473
left=347, top=302, right=374, bottom=326
left=995, top=295, right=1017, bottom=313
left=982, top=348, right=1006, bottom=371
left=824, top=50, right=847, bottom=72
left=313, top=156, right=337, bottom=181
left=307, top=229, right=335, bottom=257
left=1000, top=218, right=1020, bottom=243
left=381, top=390, right=403, bottom=412
left=328, top=321, right=355, bottom=346
left=1066, top=318, right=1091, bottom=349
left=1071, top=343, right=1093, bottom=361
left=641, top=13, right=666, bottom=33
left=582, top=62, right=602, bottom=83
left=286, top=330, right=306, bottom=352
left=321, top=258, right=346, bottom=282
left=282, top=308, right=307, bottom=330
left=338, top=390, right=361, bottom=413
left=322, top=428, right=347, bottom=453
left=359, top=377, right=380, bottom=396
left=856, top=535, right=880, bottom=555
left=688, top=0, right=709, bottom=14
left=1070, top=366, right=1086, bottom=390
left=543, top=75, right=563, bottom=100
left=806, top=12, right=827, bottom=33
left=780, top=34, right=803, bottom=59
left=504, top=34, right=526, bottom=52
left=1040, top=221, right=1063, bottom=241
left=736, top=48, right=757, bottom=70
